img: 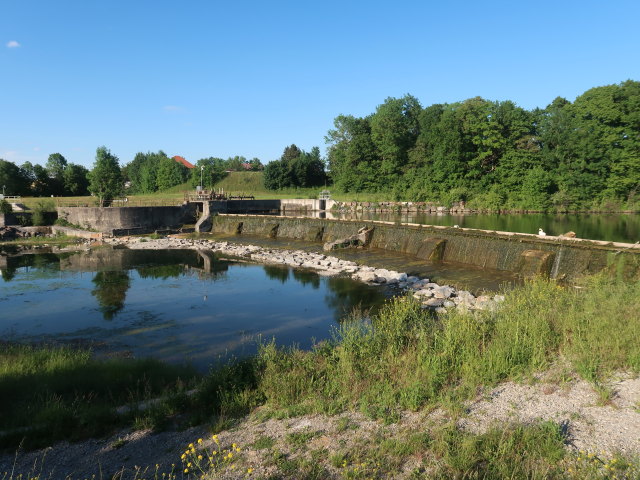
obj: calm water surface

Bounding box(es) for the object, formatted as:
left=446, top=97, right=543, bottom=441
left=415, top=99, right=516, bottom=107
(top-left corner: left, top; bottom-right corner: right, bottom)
left=0, top=249, right=389, bottom=370
left=325, top=212, right=640, bottom=243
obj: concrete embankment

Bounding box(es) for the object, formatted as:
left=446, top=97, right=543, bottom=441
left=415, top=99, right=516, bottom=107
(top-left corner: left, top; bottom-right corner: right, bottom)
left=57, top=205, right=197, bottom=235
left=209, top=214, right=640, bottom=281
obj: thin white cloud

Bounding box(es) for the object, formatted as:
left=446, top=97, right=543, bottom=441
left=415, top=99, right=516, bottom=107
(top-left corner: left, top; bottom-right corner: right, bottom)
left=6, top=40, right=20, bottom=48
left=1, top=150, right=42, bottom=164
left=163, top=105, right=185, bottom=112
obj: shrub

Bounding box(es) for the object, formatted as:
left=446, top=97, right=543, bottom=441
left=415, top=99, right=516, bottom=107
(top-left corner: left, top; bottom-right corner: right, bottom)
left=31, top=199, right=55, bottom=226
left=0, top=199, right=12, bottom=214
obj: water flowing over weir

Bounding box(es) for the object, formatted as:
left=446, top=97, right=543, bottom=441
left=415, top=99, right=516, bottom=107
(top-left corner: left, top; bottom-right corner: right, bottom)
left=210, top=214, right=640, bottom=281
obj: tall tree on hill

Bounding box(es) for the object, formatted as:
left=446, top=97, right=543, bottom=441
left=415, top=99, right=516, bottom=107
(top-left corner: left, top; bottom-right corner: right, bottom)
left=326, top=115, right=379, bottom=192
left=369, top=95, right=422, bottom=186
left=156, top=156, right=189, bottom=191
left=63, top=164, right=90, bottom=196
left=89, top=146, right=123, bottom=206
left=281, top=145, right=302, bottom=164
left=123, top=151, right=168, bottom=193
left=45, top=153, right=68, bottom=195
left=191, top=157, right=227, bottom=188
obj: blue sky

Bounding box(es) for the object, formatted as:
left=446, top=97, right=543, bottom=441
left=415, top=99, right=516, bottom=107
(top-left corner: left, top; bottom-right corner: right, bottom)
left=1, top=0, right=639, bottom=169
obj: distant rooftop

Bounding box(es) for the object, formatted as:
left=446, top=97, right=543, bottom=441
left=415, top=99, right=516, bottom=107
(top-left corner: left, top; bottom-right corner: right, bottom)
left=172, top=155, right=195, bottom=169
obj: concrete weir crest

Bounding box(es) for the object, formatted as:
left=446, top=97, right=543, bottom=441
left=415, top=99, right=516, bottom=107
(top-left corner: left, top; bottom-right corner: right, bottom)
left=209, top=214, right=640, bottom=281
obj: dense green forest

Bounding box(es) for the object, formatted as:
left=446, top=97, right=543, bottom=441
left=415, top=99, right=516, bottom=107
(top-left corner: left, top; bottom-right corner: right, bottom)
left=326, top=80, right=640, bottom=210
left=263, top=144, right=327, bottom=189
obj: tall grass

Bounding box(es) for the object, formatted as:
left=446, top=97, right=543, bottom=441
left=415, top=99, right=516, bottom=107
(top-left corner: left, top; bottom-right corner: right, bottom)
left=257, top=275, right=640, bottom=420
left=0, top=345, right=198, bottom=449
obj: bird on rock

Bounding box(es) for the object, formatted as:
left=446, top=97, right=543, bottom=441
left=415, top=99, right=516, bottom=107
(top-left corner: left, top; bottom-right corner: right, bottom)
left=538, top=228, right=547, bottom=236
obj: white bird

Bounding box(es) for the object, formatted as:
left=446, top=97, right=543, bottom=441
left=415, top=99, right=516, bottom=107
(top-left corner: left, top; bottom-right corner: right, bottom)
left=538, top=228, right=546, bottom=236
left=453, top=224, right=459, bottom=228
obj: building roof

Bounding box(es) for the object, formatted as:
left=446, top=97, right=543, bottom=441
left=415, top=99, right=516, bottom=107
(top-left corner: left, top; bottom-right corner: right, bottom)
left=172, top=155, right=195, bottom=169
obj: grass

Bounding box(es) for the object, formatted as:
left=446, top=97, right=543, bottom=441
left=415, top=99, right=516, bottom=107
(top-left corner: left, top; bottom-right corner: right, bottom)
left=0, top=234, right=82, bottom=247
left=256, top=274, right=640, bottom=420
left=0, top=344, right=199, bottom=449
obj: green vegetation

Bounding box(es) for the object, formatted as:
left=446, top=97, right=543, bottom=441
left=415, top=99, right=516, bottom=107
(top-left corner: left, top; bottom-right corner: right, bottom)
left=258, top=275, right=640, bottom=420
left=0, top=344, right=198, bottom=449
left=2, top=81, right=637, bottom=212
left=327, top=81, right=640, bottom=211
left=2, top=274, right=638, bottom=456
left=263, top=144, right=327, bottom=190
left=2, top=273, right=640, bottom=478
left=0, top=199, right=12, bottom=214
left=30, top=199, right=55, bottom=226
left=88, top=146, right=123, bottom=207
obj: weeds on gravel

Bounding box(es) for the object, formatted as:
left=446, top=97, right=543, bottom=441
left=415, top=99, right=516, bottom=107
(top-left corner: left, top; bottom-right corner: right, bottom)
left=179, top=435, right=251, bottom=478
left=565, top=450, right=640, bottom=479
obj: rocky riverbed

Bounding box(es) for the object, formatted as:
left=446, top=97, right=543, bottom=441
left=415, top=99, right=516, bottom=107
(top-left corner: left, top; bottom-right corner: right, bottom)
left=105, top=236, right=505, bottom=314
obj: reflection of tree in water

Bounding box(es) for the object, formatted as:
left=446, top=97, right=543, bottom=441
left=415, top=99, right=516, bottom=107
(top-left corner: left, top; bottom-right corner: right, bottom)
left=291, top=269, right=320, bottom=289
left=136, top=264, right=185, bottom=279
left=1, top=252, right=60, bottom=282
left=0, top=266, right=16, bottom=282
left=324, top=276, right=388, bottom=323
left=91, top=270, right=131, bottom=320
left=134, top=252, right=231, bottom=280
left=263, top=265, right=290, bottom=283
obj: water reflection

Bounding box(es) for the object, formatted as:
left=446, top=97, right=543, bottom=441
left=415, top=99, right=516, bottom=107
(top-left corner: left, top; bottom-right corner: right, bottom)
left=0, top=248, right=389, bottom=370
left=91, top=271, right=130, bottom=320
left=329, top=212, right=640, bottom=243
left=263, top=265, right=290, bottom=283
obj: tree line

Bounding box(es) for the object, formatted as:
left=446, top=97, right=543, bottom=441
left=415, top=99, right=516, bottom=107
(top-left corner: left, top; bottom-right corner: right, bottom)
left=0, top=150, right=265, bottom=201
left=0, top=153, right=90, bottom=197
left=1, top=80, right=637, bottom=211
left=326, top=80, right=639, bottom=210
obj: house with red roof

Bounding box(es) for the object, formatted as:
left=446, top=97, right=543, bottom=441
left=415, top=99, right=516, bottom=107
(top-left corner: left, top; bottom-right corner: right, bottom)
left=172, top=156, right=195, bottom=169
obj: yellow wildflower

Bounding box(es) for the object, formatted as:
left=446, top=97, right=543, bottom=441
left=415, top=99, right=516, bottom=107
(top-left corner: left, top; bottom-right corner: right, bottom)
left=197, top=438, right=203, bottom=444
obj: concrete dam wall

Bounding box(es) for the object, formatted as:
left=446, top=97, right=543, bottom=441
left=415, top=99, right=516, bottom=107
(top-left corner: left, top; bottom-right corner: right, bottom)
left=211, top=214, right=640, bottom=281
left=58, top=205, right=197, bottom=234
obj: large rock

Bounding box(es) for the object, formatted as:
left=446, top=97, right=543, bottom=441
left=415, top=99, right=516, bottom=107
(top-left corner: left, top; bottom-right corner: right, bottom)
left=323, top=226, right=374, bottom=251
left=433, top=286, right=455, bottom=299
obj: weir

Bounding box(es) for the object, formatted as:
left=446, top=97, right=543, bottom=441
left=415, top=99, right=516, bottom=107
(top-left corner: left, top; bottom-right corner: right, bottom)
left=209, top=214, right=640, bottom=281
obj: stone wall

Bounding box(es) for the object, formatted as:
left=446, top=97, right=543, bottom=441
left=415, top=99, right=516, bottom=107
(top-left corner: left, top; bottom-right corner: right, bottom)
left=332, top=201, right=468, bottom=214
left=210, top=214, right=640, bottom=281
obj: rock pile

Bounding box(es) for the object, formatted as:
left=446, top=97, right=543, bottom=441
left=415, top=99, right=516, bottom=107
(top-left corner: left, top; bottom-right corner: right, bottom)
left=106, top=236, right=504, bottom=314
